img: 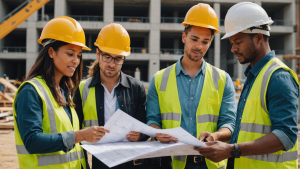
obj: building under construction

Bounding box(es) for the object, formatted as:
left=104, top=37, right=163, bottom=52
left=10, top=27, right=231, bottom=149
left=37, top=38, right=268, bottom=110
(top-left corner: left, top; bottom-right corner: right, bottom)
left=0, top=0, right=297, bottom=82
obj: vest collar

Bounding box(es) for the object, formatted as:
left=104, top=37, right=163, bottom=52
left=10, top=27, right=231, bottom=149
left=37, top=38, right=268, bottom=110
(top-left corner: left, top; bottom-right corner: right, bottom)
left=244, top=50, right=275, bottom=77
left=175, top=56, right=206, bottom=76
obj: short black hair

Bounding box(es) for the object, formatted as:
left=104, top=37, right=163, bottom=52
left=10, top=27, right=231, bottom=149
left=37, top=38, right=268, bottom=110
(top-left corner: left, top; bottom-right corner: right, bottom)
left=184, top=25, right=215, bottom=38
left=248, top=34, right=269, bottom=42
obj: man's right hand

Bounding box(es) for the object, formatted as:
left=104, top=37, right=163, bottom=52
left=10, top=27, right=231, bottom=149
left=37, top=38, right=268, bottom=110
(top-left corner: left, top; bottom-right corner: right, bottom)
left=156, top=133, right=178, bottom=143
left=75, top=126, right=110, bottom=144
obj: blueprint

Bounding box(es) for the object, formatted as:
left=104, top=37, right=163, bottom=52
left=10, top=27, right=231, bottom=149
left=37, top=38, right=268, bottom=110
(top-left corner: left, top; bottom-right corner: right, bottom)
left=81, top=109, right=206, bottom=168
left=81, top=141, right=200, bottom=168
left=98, top=109, right=205, bottom=147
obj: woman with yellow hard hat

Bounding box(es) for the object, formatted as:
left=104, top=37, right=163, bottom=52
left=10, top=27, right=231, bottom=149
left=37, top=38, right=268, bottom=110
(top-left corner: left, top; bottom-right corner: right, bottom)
left=13, top=16, right=109, bottom=169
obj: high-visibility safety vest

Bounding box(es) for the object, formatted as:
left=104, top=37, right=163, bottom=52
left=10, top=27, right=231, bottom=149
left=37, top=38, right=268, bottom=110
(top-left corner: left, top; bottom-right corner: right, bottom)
left=235, top=58, right=299, bottom=169
left=79, top=77, right=98, bottom=129
left=155, top=63, right=227, bottom=169
left=13, top=76, right=86, bottom=169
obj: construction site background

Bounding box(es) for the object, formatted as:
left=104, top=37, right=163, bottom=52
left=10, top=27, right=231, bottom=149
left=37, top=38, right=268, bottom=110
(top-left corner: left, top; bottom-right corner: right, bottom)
left=0, top=0, right=299, bottom=83
left=1, top=0, right=300, bottom=168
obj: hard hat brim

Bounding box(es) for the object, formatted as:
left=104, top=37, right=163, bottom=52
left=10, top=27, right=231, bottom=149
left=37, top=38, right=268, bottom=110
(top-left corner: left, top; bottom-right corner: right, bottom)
left=38, top=38, right=91, bottom=51
left=182, top=22, right=220, bottom=34
left=221, top=32, right=236, bottom=40
left=72, top=41, right=91, bottom=51
left=97, top=45, right=131, bottom=57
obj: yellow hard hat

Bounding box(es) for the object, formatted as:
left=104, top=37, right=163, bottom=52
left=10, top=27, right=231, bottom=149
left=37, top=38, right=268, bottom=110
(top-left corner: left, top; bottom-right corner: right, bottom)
left=94, top=23, right=131, bottom=56
left=182, top=3, right=219, bottom=34
left=38, top=16, right=91, bottom=51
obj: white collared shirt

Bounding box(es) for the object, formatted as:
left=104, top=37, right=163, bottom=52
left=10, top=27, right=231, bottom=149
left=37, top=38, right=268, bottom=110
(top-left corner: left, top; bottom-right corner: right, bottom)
left=101, top=82, right=120, bottom=123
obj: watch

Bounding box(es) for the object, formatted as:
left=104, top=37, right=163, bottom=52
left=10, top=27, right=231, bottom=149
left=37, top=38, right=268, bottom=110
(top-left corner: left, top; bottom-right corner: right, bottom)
left=231, top=143, right=241, bottom=158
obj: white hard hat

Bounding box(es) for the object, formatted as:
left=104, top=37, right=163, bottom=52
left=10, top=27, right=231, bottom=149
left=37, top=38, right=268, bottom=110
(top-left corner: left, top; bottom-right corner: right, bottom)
left=221, top=2, right=273, bottom=40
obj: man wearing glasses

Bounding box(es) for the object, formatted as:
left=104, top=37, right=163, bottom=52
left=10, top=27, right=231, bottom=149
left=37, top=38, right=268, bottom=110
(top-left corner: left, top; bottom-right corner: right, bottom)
left=74, top=23, right=156, bottom=169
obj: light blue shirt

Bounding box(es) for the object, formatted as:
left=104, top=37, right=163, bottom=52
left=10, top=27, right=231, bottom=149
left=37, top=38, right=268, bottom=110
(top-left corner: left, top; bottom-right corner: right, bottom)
left=146, top=57, right=237, bottom=138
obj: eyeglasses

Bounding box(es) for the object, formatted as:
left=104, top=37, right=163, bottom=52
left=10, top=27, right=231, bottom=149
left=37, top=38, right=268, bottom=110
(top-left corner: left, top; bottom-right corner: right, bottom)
left=100, top=50, right=125, bottom=65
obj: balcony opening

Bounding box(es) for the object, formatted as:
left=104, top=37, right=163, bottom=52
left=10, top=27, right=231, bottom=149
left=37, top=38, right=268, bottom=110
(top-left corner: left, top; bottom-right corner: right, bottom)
left=1, top=0, right=24, bottom=22
left=129, top=32, right=149, bottom=54
left=1, top=30, right=26, bottom=53
left=0, top=59, right=26, bottom=81
left=122, top=61, right=148, bottom=82
left=37, top=0, right=54, bottom=21
left=160, top=61, right=176, bottom=69
left=161, top=1, right=213, bottom=24
left=262, top=3, right=292, bottom=26
left=82, top=31, right=100, bottom=53
left=269, top=33, right=295, bottom=56
left=114, top=0, right=149, bottom=23
left=161, top=32, right=184, bottom=55
left=269, top=33, right=294, bottom=67
left=220, top=3, right=235, bottom=26
left=161, top=6, right=189, bottom=24
left=68, top=0, right=103, bottom=21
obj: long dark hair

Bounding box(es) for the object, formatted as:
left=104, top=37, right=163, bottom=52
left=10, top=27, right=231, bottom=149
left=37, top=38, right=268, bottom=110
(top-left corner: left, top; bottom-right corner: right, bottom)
left=87, top=48, right=100, bottom=78
left=87, top=59, right=100, bottom=78
left=25, top=40, right=83, bottom=107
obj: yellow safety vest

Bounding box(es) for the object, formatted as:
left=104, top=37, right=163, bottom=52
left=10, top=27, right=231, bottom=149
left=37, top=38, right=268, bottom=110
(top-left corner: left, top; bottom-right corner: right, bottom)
left=155, top=63, right=227, bottom=169
left=235, top=58, right=299, bottom=169
left=13, top=76, right=86, bottom=169
left=79, top=77, right=98, bottom=129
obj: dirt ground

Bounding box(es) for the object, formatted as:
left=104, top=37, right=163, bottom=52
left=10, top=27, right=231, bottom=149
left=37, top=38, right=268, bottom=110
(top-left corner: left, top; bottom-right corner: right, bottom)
left=1, top=129, right=300, bottom=169
left=0, top=129, right=92, bottom=169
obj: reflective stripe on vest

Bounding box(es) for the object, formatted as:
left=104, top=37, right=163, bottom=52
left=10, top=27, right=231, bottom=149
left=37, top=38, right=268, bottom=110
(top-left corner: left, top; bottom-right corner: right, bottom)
left=16, top=145, right=29, bottom=154
left=38, top=151, right=84, bottom=167
left=16, top=145, right=85, bottom=166
left=160, top=65, right=172, bottom=91
left=30, top=79, right=57, bottom=135
left=244, top=151, right=298, bottom=163
left=156, top=63, right=228, bottom=169
left=14, top=77, right=86, bottom=169
left=84, top=120, right=99, bottom=127
left=161, top=112, right=181, bottom=121
left=82, top=77, right=93, bottom=108
left=235, top=58, right=299, bottom=168
left=240, top=123, right=272, bottom=134
left=212, top=66, right=220, bottom=90
left=260, top=61, right=280, bottom=113
left=159, top=65, right=220, bottom=92
left=197, top=114, right=219, bottom=123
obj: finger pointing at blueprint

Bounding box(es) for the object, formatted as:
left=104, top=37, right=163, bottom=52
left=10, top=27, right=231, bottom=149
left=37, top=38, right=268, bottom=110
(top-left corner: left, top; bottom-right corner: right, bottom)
left=81, top=109, right=206, bottom=168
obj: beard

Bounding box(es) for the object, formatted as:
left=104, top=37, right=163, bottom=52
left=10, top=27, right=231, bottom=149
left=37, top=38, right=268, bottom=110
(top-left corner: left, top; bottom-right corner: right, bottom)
left=100, top=66, right=120, bottom=78
left=235, top=40, right=258, bottom=64
left=98, top=57, right=121, bottom=78
left=185, top=49, right=203, bottom=62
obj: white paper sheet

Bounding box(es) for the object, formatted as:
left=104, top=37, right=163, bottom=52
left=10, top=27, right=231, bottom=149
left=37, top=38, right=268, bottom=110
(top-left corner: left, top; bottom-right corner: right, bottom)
left=98, top=109, right=205, bottom=147
left=82, top=109, right=206, bottom=168
left=82, top=141, right=200, bottom=168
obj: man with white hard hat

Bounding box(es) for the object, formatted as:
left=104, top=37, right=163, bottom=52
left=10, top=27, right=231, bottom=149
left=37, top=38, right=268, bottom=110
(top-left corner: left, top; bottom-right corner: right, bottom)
left=195, top=2, right=299, bottom=169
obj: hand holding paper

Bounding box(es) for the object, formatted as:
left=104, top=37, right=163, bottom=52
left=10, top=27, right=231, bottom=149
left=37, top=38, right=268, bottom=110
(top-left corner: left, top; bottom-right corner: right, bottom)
left=81, top=109, right=206, bottom=168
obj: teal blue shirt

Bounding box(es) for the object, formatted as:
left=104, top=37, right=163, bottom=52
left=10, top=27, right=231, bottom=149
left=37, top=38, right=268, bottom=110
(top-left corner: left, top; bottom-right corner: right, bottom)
left=230, top=51, right=299, bottom=151
left=15, top=83, right=75, bottom=154
left=146, top=57, right=237, bottom=137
